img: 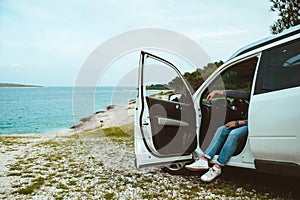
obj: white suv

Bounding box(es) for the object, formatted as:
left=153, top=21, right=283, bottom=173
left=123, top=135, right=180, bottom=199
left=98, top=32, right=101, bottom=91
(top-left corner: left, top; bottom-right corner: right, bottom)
left=134, top=25, right=300, bottom=177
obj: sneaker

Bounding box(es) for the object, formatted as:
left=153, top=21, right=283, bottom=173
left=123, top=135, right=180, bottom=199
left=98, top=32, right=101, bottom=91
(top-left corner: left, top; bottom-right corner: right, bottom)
left=185, top=158, right=209, bottom=171
left=200, top=167, right=221, bottom=182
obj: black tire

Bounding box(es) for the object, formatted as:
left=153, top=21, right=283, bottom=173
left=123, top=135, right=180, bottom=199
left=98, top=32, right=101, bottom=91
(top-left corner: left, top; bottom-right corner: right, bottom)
left=161, top=162, right=202, bottom=176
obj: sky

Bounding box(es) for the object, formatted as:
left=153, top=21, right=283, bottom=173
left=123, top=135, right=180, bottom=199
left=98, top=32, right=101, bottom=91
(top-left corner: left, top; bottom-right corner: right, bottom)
left=0, top=0, right=278, bottom=86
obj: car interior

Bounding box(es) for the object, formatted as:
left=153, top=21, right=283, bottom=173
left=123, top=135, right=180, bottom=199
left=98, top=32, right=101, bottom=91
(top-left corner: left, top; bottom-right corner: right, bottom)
left=199, top=57, right=258, bottom=155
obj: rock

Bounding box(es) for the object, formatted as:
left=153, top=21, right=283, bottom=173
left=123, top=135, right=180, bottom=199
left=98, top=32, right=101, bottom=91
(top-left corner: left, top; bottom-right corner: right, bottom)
left=106, top=105, right=115, bottom=110
left=80, top=116, right=93, bottom=122
left=129, top=99, right=136, bottom=105
left=70, top=123, right=83, bottom=129
left=94, top=111, right=105, bottom=114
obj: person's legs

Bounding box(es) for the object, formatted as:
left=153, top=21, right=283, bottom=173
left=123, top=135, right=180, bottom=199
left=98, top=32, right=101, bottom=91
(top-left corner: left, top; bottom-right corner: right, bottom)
left=185, top=125, right=230, bottom=171
left=204, top=125, right=231, bottom=160
left=216, top=125, right=248, bottom=166
left=201, top=125, right=248, bottom=182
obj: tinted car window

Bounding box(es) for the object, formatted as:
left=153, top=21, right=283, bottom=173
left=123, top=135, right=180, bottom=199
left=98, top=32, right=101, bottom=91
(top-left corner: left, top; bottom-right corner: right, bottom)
left=255, top=39, right=300, bottom=94
left=208, top=57, right=258, bottom=92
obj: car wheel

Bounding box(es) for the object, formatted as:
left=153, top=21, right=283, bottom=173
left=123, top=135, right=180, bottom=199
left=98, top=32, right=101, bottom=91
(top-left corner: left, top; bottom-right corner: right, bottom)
left=161, top=162, right=201, bottom=176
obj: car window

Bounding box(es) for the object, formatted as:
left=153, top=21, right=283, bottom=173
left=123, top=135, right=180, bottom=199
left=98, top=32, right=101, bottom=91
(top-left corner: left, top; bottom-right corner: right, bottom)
left=255, top=39, right=300, bottom=94
left=143, top=56, right=192, bottom=104
left=205, top=57, right=258, bottom=96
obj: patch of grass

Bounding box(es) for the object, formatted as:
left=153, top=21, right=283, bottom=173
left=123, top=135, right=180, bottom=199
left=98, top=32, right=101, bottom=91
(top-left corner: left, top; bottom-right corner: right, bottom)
left=49, top=179, right=57, bottom=185
left=7, top=172, right=22, bottom=176
left=0, top=140, right=14, bottom=146
left=53, top=195, right=63, bottom=200
left=6, top=147, right=19, bottom=152
left=68, top=180, right=77, bottom=186
left=57, top=183, right=68, bottom=190
left=35, top=140, right=61, bottom=148
left=9, top=165, right=23, bottom=171
left=81, top=124, right=134, bottom=139
left=119, top=124, right=134, bottom=136
left=104, top=192, right=115, bottom=199
left=0, top=136, right=38, bottom=147
left=21, top=174, right=36, bottom=178
left=15, top=177, right=45, bottom=195
left=101, top=126, right=132, bottom=138
left=58, top=133, right=80, bottom=139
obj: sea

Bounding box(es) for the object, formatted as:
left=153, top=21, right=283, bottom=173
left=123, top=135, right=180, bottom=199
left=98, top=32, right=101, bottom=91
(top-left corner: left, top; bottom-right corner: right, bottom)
left=0, top=87, right=160, bottom=134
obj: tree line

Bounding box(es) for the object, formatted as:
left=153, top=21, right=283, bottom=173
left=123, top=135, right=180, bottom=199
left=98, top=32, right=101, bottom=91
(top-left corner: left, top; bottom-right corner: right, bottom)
left=168, top=61, right=224, bottom=92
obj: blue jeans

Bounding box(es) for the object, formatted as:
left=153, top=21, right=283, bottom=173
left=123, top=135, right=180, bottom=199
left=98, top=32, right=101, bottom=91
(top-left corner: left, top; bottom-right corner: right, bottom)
left=204, top=125, right=248, bottom=166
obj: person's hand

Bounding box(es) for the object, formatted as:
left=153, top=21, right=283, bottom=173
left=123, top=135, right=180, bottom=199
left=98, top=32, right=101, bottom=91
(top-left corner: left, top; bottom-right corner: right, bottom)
left=225, top=121, right=237, bottom=129
left=206, top=90, right=224, bottom=102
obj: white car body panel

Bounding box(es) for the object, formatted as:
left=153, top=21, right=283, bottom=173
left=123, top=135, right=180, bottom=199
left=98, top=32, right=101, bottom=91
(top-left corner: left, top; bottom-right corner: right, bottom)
left=249, top=87, right=300, bottom=163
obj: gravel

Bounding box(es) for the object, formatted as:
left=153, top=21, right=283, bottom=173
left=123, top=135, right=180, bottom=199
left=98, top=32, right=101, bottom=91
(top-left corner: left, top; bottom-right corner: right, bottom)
left=0, top=129, right=295, bottom=200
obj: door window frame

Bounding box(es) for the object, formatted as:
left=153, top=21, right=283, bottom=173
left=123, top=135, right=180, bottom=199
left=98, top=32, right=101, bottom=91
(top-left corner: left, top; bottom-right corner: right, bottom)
left=138, top=51, right=197, bottom=157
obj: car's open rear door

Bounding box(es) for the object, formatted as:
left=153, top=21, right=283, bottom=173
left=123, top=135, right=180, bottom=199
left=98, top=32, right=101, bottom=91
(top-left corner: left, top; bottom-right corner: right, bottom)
left=135, top=51, right=199, bottom=168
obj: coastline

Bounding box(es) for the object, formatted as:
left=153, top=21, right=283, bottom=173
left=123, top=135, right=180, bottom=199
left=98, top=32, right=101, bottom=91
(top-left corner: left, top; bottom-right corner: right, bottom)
left=69, top=100, right=135, bottom=132
left=0, top=86, right=138, bottom=135
left=0, top=100, right=136, bottom=137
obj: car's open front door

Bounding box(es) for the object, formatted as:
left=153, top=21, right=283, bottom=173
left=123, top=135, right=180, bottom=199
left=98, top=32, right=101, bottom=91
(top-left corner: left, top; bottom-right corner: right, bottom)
left=135, top=51, right=198, bottom=168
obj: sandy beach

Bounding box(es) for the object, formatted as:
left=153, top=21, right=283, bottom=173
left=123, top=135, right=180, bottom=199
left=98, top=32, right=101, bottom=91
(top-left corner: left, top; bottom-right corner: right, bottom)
left=0, top=103, right=297, bottom=199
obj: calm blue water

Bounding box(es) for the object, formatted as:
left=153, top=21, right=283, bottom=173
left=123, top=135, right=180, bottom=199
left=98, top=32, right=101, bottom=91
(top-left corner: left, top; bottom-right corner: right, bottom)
left=0, top=87, right=142, bottom=134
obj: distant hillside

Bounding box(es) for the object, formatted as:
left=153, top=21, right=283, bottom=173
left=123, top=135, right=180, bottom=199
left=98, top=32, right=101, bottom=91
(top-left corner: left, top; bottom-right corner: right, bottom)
left=0, top=83, right=43, bottom=88
left=146, top=84, right=170, bottom=90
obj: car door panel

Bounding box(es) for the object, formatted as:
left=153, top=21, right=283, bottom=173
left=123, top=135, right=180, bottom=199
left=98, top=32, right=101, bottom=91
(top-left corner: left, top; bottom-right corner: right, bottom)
left=135, top=51, right=198, bottom=167
left=249, top=87, right=300, bottom=164
left=146, top=97, right=196, bottom=156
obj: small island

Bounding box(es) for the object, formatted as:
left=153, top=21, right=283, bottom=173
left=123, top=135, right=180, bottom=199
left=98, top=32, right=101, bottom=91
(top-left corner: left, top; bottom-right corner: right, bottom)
left=0, top=83, right=43, bottom=88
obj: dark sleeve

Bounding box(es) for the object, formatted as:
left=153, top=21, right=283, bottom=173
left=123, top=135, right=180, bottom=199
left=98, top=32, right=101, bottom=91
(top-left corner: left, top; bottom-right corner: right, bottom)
left=223, top=90, right=250, bottom=100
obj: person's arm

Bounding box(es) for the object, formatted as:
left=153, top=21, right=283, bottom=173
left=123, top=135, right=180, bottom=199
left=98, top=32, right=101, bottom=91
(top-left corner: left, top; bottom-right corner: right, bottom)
left=223, top=90, right=250, bottom=100
left=206, top=90, right=224, bottom=102
left=225, top=119, right=248, bottom=129
left=206, top=90, right=250, bottom=102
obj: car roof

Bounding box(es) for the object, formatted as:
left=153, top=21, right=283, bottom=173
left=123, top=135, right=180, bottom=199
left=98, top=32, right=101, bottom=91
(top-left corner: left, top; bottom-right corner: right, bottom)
left=228, top=25, right=300, bottom=61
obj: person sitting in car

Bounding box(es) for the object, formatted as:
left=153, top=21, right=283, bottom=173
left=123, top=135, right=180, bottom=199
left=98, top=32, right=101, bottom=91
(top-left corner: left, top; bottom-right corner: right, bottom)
left=185, top=89, right=249, bottom=182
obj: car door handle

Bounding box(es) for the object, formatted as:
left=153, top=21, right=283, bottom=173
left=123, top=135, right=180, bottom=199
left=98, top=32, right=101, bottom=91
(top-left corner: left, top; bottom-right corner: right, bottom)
left=157, top=117, right=189, bottom=127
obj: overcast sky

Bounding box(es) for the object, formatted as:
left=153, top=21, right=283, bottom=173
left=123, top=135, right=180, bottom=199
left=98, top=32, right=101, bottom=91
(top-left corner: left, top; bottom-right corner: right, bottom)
left=0, top=0, right=278, bottom=86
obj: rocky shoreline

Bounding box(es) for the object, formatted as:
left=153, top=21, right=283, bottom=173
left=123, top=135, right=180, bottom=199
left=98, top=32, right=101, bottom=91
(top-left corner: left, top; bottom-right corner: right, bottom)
left=69, top=101, right=135, bottom=133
